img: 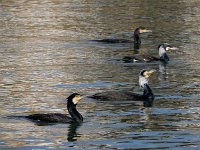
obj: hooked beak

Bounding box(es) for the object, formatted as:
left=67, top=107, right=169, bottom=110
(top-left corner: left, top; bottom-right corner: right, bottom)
left=140, top=29, right=152, bottom=33
left=166, top=47, right=179, bottom=51
left=79, top=95, right=89, bottom=100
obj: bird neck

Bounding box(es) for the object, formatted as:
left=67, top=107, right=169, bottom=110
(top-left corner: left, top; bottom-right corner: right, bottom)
left=160, top=53, right=169, bottom=63
left=67, top=102, right=83, bottom=123
left=139, top=74, right=154, bottom=107
left=159, top=47, right=169, bottom=63
left=143, top=84, right=154, bottom=101
left=134, top=30, right=141, bottom=44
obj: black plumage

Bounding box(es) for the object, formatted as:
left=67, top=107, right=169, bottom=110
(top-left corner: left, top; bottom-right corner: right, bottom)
left=123, top=43, right=177, bottom=63
left=91, top=27, right=152, bottom=45
left=26, top=93, right=83, bottom=123
left=89, top=70, right=155, bottom=107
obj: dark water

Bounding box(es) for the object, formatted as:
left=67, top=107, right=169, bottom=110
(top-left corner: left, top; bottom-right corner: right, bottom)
left=1, top=0, right=200, bottom=149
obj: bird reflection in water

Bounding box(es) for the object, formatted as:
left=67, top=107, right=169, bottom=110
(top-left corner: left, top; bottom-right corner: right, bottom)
left=158, top=61, right=168, bottom=81
left=67, top=122, right=82, bottom=142
left=31, top=121, right=82, bottom=142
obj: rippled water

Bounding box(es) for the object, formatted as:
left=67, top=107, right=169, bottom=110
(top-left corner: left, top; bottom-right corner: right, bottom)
left=1, top=0, right=200, bottom=149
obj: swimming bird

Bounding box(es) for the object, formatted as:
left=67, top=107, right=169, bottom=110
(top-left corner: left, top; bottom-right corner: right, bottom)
left=92, top=27, right=152, bottom=46
left=89, top=70, right=155, bottom=107
left=123, top=43, right=178, bottom=63
left=26, top=93, right=83, bottom=123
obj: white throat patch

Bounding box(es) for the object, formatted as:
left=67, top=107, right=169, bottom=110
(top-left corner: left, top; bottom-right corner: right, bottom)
left=139, top=76, right=149, bottom=88
left=72, top=96, right=81, bottom=104
left=159, top=46, right=166, bottom=57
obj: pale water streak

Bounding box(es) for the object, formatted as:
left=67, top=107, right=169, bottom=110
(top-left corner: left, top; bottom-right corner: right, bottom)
left=0, top=0, right=200, bottom=149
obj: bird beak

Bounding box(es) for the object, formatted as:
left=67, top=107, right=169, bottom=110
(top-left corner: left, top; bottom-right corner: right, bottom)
left=140, top=29, right=152, bottom=33
left=79, top=95, right=90, bottom=100
left=148, top=69, right=156, bottom=75
left=166, top=47, right=179, bottom=51
left=80, top=95, right=85, bottom=99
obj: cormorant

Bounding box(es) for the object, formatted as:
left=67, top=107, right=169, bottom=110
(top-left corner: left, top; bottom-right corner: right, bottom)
left=123, top=43, right=178, bottom=63
left=92, top=27, right=152, bottom=49
left=26, top=93, right=83, bottom=123
left=89, top=70, right=155, bottom=107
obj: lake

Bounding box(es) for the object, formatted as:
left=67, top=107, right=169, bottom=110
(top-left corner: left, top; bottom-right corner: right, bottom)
left=1, top=0, right=200, bottom=149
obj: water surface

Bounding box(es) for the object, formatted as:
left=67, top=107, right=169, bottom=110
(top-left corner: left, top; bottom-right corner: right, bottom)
left=1, top=0, right=200, bottom=149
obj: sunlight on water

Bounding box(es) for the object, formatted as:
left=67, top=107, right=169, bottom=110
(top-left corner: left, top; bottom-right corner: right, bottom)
left=1, top=0, right=200, bottom=149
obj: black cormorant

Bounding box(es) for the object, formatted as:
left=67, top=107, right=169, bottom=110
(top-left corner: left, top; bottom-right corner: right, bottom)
left=26, top=93, right=83, bottom=123
left=123, top=43, right=178, bottom=63
left=89, top=70, right=155, bottom=107
left=92, top=27, right=152, bottom=47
